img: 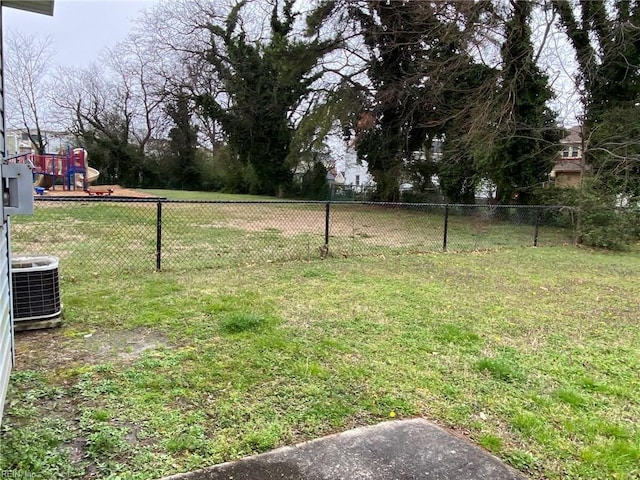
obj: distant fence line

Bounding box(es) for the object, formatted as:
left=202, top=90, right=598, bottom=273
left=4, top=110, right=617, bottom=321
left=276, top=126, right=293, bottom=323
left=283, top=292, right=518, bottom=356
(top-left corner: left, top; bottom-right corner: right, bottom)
left=9, top=198, right=576, bottom=275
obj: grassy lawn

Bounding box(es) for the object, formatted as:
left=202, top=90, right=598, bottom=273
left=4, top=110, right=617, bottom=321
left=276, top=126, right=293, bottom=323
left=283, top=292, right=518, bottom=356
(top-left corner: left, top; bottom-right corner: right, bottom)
left=136, top=189, right=280, bottom=201
left=1, top=246, right=639, bottom=479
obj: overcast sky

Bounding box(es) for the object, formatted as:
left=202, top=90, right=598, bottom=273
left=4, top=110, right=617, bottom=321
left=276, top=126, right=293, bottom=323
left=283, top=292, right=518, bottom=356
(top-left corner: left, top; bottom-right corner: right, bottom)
left=3, top=0, right=160, bottom=67
left=2, top=0, right=580, bottom=125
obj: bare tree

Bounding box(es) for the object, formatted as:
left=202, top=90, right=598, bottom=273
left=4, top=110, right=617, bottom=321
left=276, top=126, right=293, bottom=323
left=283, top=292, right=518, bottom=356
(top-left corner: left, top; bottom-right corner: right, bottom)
left=105, top=38, right=170, bottom=153
left=4, top=30, right=55, bottom=154
left=51, top=39, right=169, bottom=187
left=132, top=0, right=224, bottom=149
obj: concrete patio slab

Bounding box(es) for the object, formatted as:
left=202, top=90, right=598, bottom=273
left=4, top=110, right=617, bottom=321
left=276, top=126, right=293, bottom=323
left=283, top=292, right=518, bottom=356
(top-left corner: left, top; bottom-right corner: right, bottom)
left=160, top=418, right=527, bottom=480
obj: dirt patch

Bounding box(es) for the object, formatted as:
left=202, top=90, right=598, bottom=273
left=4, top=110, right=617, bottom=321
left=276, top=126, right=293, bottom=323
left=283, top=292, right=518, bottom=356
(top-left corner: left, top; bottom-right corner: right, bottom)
left=241, top=211, right=327, bottom=236
left=89, top=329, right=168, bottom=362
left=13, top=327, right=169, bottom=372
left=34, top=185, right=161, bottom=199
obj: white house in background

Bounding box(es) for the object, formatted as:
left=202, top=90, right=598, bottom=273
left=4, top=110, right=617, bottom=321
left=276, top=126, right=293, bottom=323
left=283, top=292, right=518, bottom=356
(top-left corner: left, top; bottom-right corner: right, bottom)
left=4, top=130, right=32, bottom=156
left=326, top=134, right=374, bottom=192
left=338, top=157, right=374, bottom=192
left=5, top=129, right=73, bottom=156
left=1, top=0, right=55, bottom=427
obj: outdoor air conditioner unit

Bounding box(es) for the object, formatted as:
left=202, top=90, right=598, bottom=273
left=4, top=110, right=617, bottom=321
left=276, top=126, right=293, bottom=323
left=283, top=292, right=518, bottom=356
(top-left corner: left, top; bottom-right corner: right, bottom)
left=11, top=255, right=62, bottom=331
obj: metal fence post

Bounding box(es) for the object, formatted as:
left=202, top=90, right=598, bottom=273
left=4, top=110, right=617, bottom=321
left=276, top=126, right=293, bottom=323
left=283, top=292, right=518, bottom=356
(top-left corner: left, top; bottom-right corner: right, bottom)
left=156, top=201, right=162, bottom=271
left=324, top=201, right=330, bottom=246
left=443, top=204, right=449, bottom=252
left=533, top=208, right=541, bottom=247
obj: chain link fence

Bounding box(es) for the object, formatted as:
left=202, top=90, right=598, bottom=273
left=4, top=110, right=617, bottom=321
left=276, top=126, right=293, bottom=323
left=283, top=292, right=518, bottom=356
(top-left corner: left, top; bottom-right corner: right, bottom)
left=9, top=198, right=576, bottom=276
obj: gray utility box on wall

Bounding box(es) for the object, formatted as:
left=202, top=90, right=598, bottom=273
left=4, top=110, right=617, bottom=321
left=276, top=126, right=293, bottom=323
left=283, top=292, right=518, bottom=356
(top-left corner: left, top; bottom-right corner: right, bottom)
left=11, top=255, right=62, bottom=331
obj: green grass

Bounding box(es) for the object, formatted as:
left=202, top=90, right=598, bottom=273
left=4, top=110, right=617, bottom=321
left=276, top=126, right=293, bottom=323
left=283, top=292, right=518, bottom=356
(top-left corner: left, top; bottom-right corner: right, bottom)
left=136, top=189, right=279, bottom=201
left=1, top=247, right=639, bottom=479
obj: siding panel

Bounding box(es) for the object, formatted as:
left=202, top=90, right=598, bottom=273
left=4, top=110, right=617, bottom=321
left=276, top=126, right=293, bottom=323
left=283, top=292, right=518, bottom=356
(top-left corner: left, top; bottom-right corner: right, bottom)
left=0, top=4, right=11, bottom=425
left=0, top=222, right=12, bottom=422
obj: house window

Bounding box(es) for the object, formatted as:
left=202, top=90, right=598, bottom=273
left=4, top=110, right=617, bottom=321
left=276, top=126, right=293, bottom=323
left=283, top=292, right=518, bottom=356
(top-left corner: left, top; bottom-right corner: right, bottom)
left=562, top=148, right=569, bottom=158
left=355, top=175, right=360, bottom=186
left=571, top=147, right=579, bottom=157
left=21, top=132, right=42, bottom=144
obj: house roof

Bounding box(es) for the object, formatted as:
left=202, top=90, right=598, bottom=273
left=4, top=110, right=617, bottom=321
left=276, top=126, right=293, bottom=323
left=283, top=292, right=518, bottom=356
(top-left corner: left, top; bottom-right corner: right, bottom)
left=561, top=125, right=582, bottom=145
left=552, top=159, right=586, bottom=173
left=2, top=1, right=54, bottom=16
left=327, top=167, right=345, bottom=185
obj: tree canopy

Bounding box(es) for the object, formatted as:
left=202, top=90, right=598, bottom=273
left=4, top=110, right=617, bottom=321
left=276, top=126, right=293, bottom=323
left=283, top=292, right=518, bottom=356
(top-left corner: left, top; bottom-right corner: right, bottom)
left=195, top=0, right=341, bottom=196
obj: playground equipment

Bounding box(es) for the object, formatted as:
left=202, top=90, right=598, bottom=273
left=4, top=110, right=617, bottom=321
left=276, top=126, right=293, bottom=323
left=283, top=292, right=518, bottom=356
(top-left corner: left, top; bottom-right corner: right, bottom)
left=13, top=148, right=99, bottom=191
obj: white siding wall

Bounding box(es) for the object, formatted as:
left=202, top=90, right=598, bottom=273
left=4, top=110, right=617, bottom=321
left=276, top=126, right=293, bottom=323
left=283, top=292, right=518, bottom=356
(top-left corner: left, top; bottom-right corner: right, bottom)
left=0, top=5, right=13, bottom=424
left=0, top=220, right=12, bottom=422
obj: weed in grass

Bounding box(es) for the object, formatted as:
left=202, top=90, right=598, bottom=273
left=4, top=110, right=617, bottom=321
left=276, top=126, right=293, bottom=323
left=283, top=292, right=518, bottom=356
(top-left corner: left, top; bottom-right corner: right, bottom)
left=478, top=433, right=503, bottom=454
left=8, top=369, right=43, bottom=386
left=85, top=424, right=129, bottom=459
left=475, top=355, right=526, bottom=383
left=301, top=268, right=337, bottom=279
left=440, top=384, right=461, bottom=400
left=208, top=295, right=246, bottom=314
left=595, top=422, right=632, bottom=440
left=580, top=439, right=640, bottom=476
left=7, top=370, right=67, bottom=403
left=0, top=417, right=83, bottom=478
left=554, top=388, right=588, bottom=409
left=527, top=392, right=554, bottom=409
left=362, top=394, right=417, bottom=419
left=565, top=418, right=634, bottom=444
left=4, top=402, right=38, bottom=419
left=165, top=425, right=208, bottom=455
left=434, top=323, right=481, bottom=347
left=511, top=411, right=546, bottom=439
left=93, top=363, right=116, bottom=374
left=207, top=292, right=280, bottom=334
left=505, top=449, right=540, bottom=474
left=291, top=359, right=329, bottom=379
left=166, top=433, right=204, bottom=454
left=80, top=408, right=112, bottom=428
left=92, top=378, right=123, bottom=396
left=219, top=312, right=273, bottom=334
left=241, top=423, right=288, bottom=453
left=448, top=404, right=474, bottom=423
left=579, top=375, right=615, bottom=394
